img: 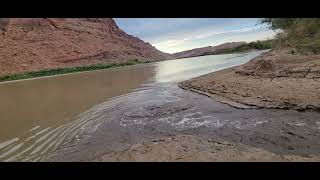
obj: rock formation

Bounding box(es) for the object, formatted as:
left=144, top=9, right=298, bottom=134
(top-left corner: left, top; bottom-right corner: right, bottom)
left=0, top=18, right=172, bottom=76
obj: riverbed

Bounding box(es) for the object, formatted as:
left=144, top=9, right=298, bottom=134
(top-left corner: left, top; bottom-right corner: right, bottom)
left=1, top=50, right=320, bottom=161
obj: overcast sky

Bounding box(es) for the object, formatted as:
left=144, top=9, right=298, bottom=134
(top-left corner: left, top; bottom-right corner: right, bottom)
left=114, top=18, right=276, bottom=54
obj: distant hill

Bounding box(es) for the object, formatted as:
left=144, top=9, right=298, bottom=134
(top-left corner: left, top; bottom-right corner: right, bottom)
left=171, top=42, right=246, bottom=59
left=203, top=40, right=273, bottom=56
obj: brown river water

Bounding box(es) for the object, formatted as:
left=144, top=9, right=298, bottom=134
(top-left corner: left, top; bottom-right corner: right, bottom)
left=1, top=50, right=320, bottom=161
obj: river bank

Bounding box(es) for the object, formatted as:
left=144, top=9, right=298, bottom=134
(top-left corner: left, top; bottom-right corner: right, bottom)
left=0, top=59, right=158, bottom=82
left=0, top=59, right=152, bottom=82
left=95, top=134, right=320, bottom=162
left=179, top=49, right=320, bottom=111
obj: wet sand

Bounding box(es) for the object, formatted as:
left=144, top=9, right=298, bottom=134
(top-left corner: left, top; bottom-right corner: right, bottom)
left=180, top=50, right=320, bottom=111
left=95, top=134, right=320, bottom=162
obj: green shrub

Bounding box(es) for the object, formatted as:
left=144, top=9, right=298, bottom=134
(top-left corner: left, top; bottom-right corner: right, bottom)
left=204, top=39, right=272, bottom=55
left=260, top=18, right=320, bottom=53
left=0, top=59, right=149, bottom=82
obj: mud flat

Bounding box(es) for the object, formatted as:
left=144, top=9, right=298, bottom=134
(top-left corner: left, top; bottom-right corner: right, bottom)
left=179, top=50, right=320, bottom=111
left=95, top=134, right=320, bottom=162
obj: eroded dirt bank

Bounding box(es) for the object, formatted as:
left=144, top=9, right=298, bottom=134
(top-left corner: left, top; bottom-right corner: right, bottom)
left=179, top=50, right=320, bottom=111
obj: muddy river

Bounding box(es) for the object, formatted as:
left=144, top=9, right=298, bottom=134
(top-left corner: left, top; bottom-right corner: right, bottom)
left=1, top=50, right=320, bottom=161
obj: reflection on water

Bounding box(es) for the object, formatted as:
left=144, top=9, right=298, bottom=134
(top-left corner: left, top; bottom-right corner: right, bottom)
left=0, top=50, right=266, bottom=161
left=154, top=51, right=265, bottom=82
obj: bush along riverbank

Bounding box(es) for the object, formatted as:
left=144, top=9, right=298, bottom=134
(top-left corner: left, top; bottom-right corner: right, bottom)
left=203, top=39, right=273, bottom=56
left=0, top=59, right=151, bottom=82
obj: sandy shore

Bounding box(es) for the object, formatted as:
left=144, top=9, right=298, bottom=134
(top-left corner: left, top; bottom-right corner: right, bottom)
left=94, top=134, right=320, bottom=162
left=179, top=50, right=320, bottom=111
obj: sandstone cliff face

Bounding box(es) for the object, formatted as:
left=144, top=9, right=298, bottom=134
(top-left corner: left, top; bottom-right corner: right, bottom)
left=0, top=18, right=172, bottom=76
left=172, top=42, right=246, bottom=59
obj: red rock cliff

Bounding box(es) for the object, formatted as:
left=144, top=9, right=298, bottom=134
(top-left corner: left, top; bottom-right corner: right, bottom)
left=0, top=18, right=172, bottom=76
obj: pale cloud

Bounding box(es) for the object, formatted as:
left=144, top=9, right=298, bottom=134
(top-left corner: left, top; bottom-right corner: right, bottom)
left=114, top=18, right=277, bottom=54
left=153, top=39, right=186, bottom=48
left=153, top=25, right=276, bottom=53
left=152, top=27, right=250, bottom=50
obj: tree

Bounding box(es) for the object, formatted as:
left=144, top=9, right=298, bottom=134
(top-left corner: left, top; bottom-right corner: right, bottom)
left=260, top=18, right=320, bottom=53
left=260, top=18, right=297, bottom=30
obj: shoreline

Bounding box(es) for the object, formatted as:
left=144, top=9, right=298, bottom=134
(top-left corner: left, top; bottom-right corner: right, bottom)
left=0, top=51, right=261, bottom=84
left=171, top=48, right=266, bottom=60
left=179, top=50, right=320, bottom=111
left=0, top=60, right=155, bottom=84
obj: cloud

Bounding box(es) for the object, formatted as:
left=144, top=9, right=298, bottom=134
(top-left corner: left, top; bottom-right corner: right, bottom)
left=153, top=25, right=276, bottom=53
left=114, top=18, right=277, bottom=54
